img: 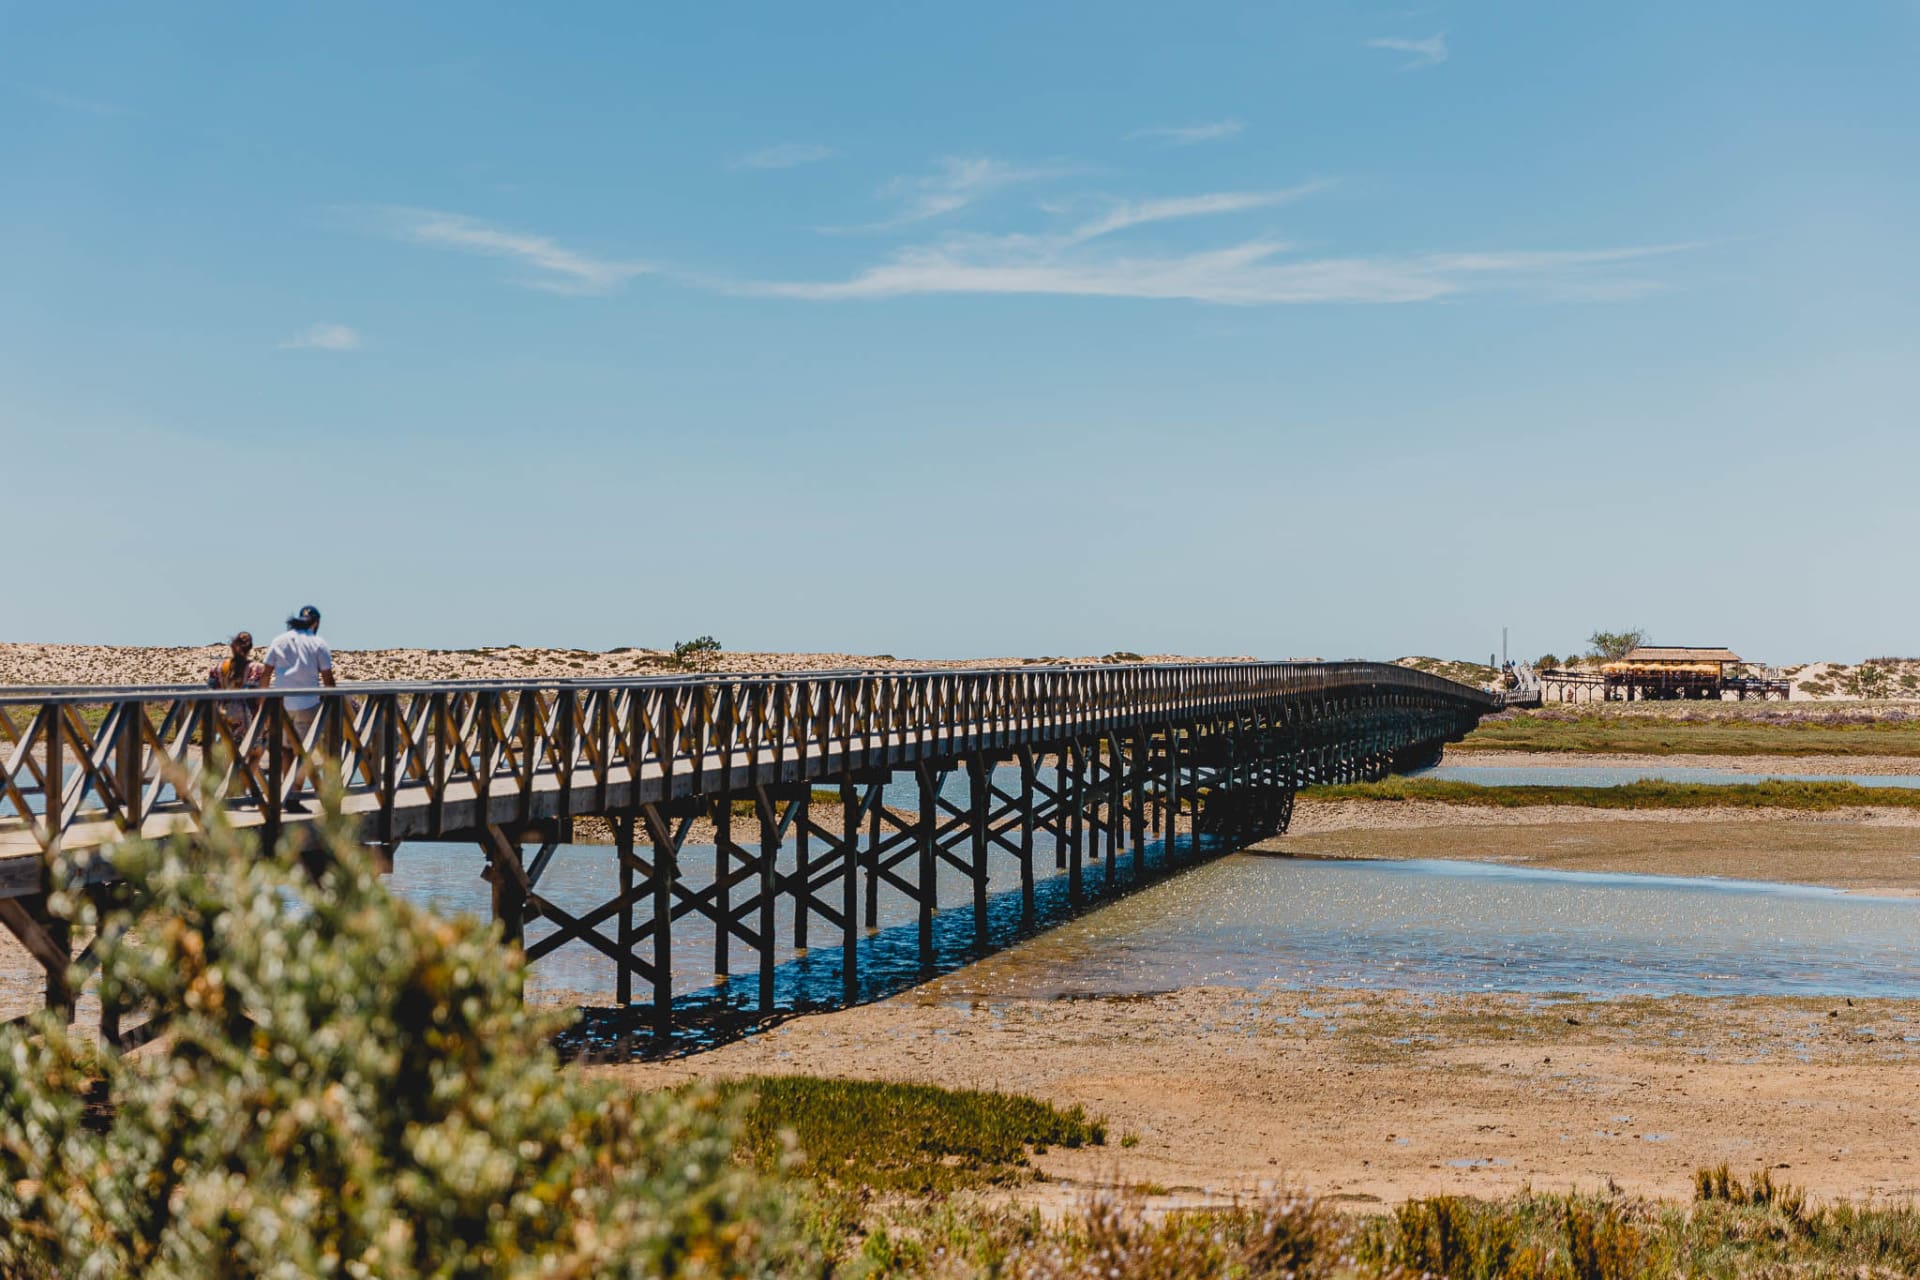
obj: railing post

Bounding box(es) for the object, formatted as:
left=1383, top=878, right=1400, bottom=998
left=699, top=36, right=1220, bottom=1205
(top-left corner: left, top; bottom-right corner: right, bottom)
left=381, top=695, right=399, bottom=848
left=475, top=691, right=495, bottom=828
left=555, top=687, right=577, bottom=822
left=264, top=699, right=284, bottom=852
left=116, top=699, right=143, bottom=833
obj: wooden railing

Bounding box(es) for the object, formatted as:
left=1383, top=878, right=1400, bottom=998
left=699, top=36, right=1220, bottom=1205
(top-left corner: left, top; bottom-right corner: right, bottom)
left=1, top=661, right=1496, bottom=863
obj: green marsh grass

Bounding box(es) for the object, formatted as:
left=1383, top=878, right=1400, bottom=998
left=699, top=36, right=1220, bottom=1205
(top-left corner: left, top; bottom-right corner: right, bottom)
left=1457, top=707, right=1920, bottom=757
left=724, top=1075, right=1104, bottom=1196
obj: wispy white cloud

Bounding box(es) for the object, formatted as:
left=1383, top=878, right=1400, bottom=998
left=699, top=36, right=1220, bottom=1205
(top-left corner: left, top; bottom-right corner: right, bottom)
left=1063, top=183, right=1329, bottom=244
left=366, top=207, right=651, bottom=294
left=732, top=142, right=838, bottom=170
left=1127, top=118, right=1245, bottom=146
left=862, top=156, right=1076, bottom=229
left=280, top=323, right=363, bottom=351
left=737, top=236, right=1691, bottom=306
left=1367, top=33, right=1449, bottom=69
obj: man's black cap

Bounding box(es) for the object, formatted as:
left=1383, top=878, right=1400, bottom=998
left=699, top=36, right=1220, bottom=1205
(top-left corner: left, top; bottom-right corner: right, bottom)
left=288, top=605, right=322, bottom=629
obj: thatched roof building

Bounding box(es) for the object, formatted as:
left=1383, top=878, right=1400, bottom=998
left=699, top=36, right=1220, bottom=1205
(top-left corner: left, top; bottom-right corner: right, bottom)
left=1618, top=646, right=1742, bottom=666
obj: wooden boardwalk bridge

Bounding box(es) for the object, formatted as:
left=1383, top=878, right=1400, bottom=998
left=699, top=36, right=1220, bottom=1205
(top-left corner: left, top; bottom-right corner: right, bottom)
left=0, top=661, right=1497, bottom=1044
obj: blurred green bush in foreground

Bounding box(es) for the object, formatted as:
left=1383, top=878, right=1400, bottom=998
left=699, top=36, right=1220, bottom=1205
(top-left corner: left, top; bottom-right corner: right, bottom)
left=0, top=794, right=803, bottom=1279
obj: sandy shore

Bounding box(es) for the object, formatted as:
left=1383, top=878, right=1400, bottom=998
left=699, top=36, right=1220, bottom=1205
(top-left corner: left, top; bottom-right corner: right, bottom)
left=1271, top=805, right=1920, bottom=897
left=0, top=643, right=1250, bottom=688
left=612, top=986, right=1920, bottom=1207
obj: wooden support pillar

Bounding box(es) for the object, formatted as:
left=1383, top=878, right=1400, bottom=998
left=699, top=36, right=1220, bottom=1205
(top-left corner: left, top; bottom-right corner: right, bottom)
left=616, top=815, right=635, bottom=1006
left=1159, top=729, right=1175, bottom=859
left=1086, top=737, right=1102, bottom=868
left=792, top=791, right=810, bottom=951
left=1146, top=731, right=1160, bottom=840
left=0, top=896, right=71, bottom=1025
left=1017, top=747, right=1036, bottom=926
left=484, top=829, right=527, bottom=950
left=841, top=780, right=859, bottom=1004
left=916, top=764, right=936, bottom=965
left=968, top=753, right=989, bottom=951
left=757, top=792, right=778, bottom=1013
left=865, top=781, right=882, bottom=930
left=1130, top=731, right=1147, bottom=870
left=46, top=904, right=72, bottom=1028
left=640, top=804, right=675, bottom=1040
left=1054, top=751, right=1069, bottom=871
left=90, top=888, right=122, bottom=1047
left=713, top=789, right=732, bottom=980
left=1067, top=740, right=1084, bottom=904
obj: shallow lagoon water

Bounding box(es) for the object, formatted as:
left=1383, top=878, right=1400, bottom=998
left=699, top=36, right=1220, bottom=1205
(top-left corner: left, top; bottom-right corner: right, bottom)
left=388, top=841, right=1920, bottom=1017
left=918, top=855, right=1920, bottom=1003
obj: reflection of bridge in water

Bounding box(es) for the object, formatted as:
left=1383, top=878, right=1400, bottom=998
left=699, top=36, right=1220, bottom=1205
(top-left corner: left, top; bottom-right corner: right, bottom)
left=1, top=661, right=1496, bottom=1044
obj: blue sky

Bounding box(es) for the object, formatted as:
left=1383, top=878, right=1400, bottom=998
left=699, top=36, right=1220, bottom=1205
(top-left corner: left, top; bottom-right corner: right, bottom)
left=3, top=3, right=1917, bottom=664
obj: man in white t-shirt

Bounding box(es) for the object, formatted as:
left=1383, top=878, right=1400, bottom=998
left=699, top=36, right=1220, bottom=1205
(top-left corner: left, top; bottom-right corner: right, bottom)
left=261, top=605, right=336, bottom=813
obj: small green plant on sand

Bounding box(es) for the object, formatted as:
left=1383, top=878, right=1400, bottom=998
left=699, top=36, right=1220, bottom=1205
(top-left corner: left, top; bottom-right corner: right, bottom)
left=0, top=778, right=802, bottom=1279
left=673, top=635, right=724, bottom=670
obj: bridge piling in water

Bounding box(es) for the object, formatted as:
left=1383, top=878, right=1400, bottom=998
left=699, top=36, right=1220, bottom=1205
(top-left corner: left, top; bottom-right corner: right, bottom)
left=0, top=661, right=1496, bottom=1045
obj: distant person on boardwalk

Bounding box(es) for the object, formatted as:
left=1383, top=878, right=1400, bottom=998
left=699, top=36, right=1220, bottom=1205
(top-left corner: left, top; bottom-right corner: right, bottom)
left=206, top=631, right=268, bottom=772
left=261, top=605, right=335, bottom=814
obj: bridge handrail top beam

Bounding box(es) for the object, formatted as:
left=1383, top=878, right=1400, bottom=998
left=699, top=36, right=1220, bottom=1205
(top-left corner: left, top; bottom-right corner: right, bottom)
left=0, top=659, right=1492, bottom=707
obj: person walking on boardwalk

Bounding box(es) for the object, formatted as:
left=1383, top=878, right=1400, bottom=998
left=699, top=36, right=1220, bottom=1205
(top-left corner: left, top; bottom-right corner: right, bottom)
left=206, top=631, right=268, bottom=773
left=260, top=605, right=335, bottom=813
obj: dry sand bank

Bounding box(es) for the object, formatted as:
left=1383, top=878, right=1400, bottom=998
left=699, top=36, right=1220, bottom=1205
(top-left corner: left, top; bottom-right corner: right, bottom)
left=612, top=986, right=1920, bottom=1207
left=1271, top=805, right=1920, bottom=897
left=0, top=643, right=1249, bottom=688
